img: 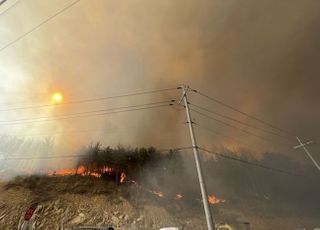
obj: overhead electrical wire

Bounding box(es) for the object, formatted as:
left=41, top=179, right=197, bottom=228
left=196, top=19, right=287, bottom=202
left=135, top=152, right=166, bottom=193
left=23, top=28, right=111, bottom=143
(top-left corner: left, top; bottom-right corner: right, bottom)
left=0, top=87, right=177, bottom=112
left=194, top=122, right=261, bottom=151
left=1, top=154, right=87, bottom=160
left=173, top=89, right=294, bottom=151
left=0, top=102, right=172, bottom=126
left=0, top=85, right=309, bottom=179
left=4, top=145, right=301, bottom=178
left=0, top=0, right=20, bottom=17
left=194, top=122, right=293, bottom=154
left=0, top=146, right=193, bottom=161
left=190, top=103, right=293, bottom=141
left=0, top=0, right=81, bottom=53
left=198, top=147, right=304, bottom=177
left=0, top=108, right=179, bottom=137
left=2, top=128, right=119, bottom=137
left=0, top=100, right=173, bottom=124
left=190, top=89, right=296, bottom=137
left=190, top=108, right=275, bottom=143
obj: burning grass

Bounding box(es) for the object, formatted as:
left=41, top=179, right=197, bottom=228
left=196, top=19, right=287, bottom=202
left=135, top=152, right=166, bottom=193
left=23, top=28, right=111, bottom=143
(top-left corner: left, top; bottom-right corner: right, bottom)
left=1, top=145, right=224, bottom=215
left=37, top=143, right=226, bottom=207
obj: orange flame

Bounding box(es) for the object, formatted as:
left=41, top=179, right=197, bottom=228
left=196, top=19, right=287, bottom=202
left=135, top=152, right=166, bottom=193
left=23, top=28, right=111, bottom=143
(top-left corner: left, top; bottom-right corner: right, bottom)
left=48, top=168, right=76, bottom=176
left=175, top=193, right=183, bottom=200
left=152, top=191, right=164, bottom=197
left=47, top=166, right=100, bottom=178
left=120, top=172, right=126, bottom=183
left=208, top=195, right=226, bottom=205
left=46, top=168, right=225, bottom=205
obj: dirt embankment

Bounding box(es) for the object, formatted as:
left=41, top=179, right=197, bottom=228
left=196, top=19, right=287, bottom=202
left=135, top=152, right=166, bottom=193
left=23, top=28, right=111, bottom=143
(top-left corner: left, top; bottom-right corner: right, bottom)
left=0, top=175, right=205, bottom=230
left=0, top=175, right=319, bottom=230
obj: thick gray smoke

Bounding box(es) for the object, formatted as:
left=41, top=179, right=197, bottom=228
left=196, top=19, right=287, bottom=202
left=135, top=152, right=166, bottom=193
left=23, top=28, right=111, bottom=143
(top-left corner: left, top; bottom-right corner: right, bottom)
left=0, top=1, right=319, bottom=224
left=1, top=0, right=320, bottom=153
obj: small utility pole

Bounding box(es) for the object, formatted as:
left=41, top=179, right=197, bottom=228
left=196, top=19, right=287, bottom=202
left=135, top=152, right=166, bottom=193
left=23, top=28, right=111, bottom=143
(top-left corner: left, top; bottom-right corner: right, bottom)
left=178, top=85, right=215, bottom=230
left=293, top=136, right=320, bottom=171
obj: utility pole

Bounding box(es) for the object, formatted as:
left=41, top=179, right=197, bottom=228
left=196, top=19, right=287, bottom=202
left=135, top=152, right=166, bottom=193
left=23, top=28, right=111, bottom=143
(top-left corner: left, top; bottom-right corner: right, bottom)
left=293, top=136, right=320, bottom=171
left=0, top=0, right=8, bottom=6
left=178, top=85, right=215, bottom=230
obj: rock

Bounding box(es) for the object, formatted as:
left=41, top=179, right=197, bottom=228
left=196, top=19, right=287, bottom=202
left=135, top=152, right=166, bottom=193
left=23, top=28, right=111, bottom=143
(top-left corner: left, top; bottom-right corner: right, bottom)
left=70, top=213, right=85, bottom=225
left=137, top=215, right=144, bottom=222
left=111, top=215, right=120, bottom=225
left=54, top=199, right=60, bottom=206
left=37, top=205, right=43, bottom=211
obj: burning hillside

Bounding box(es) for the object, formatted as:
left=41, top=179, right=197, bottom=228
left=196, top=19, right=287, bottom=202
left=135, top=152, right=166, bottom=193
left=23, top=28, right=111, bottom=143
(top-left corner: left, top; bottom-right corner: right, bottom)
left=0, top=174, right=220, bottom=229
left=1, top=174, right=319, bottom=230
left=0, top=143, right=319, bottom=229
left=46, top=165, right=225, bottom=206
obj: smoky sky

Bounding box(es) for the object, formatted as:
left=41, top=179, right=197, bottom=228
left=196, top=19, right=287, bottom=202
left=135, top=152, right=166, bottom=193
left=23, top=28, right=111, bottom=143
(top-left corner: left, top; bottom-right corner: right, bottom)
left=0, top=0, right=320, bottom=168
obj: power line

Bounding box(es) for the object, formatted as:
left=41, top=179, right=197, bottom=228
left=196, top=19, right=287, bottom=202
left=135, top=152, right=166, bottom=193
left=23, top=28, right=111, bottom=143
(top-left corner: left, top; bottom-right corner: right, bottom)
left=1, top=128, right=118, bottom=138
left=158, top=146, right=193, bottom=153
left=0, top=146, right=193, bottom=161
left=1, top=154, right=86, bottom=160
left=1, top=111, right=180, bottom=137
left=194, top=122, right=292, bottom=154
left=191, top=108, right=275, bottom=143
left=191, top=89, right=295, bottom=137
left=190, top=103, right=293, bottom=141
left=194, top=123, right=261, bottom=151
left=198, top=147, right=304, bottom=177
left=0, top=87, right=177, bottom=112
left=0, top=0, right=20, bottom=17
left=0, top=100, right=172, bottom=124
left=0, top=103, right=172, bottom=126
left=0, top=0, right=80, bottom=53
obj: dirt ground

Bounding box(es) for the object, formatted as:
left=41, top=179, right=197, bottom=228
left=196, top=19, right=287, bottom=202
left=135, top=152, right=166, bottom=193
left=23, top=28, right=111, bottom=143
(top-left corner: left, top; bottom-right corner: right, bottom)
left=0, top=175, right=318, bottom=230
left=0, top=175, right=207, bottom=230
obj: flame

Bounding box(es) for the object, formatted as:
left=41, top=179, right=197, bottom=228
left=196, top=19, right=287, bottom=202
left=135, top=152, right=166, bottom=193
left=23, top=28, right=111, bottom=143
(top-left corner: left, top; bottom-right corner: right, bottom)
left=124, top=180, right=165, bottom=198
left=208, top=194, right=226, bottom=205
left=152, top=191, right=164, bottom=197
left=120, top=172, right=126, bottom=183
left=48, top=168, right=76, bottom=176
left=101, top=167, right=113, bottom=173
left=47, top=166, right=100, bottom=178
left=76, top=166, right=86, bottom=174
left=45, top=167, right=225, bottom=205
left=126, top=180, right=138, bottom=185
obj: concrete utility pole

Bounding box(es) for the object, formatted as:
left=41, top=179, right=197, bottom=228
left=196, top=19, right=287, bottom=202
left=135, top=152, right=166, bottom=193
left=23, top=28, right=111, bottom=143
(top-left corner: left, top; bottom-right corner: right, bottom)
left=293, top=136, right=320, bottom=171
left=0, top=0, right=8, bottom=6
left=178, top=85, right=215, bottom=230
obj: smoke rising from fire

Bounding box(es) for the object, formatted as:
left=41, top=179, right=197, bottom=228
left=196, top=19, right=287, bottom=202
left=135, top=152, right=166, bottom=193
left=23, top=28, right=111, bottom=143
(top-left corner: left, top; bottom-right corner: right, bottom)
left=0, top=0, right=320, bottom=220
left=1, top=0, right=319, bottom=158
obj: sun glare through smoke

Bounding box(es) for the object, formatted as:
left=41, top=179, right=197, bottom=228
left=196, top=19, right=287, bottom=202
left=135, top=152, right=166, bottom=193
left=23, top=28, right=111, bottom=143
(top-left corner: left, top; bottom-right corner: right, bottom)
left=51, top=92, right=64, bottom=104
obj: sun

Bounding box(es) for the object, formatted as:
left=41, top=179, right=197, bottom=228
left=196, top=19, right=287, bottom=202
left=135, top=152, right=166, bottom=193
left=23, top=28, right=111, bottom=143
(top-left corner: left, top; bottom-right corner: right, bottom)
left=51, top=92, right=64, bottom=104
